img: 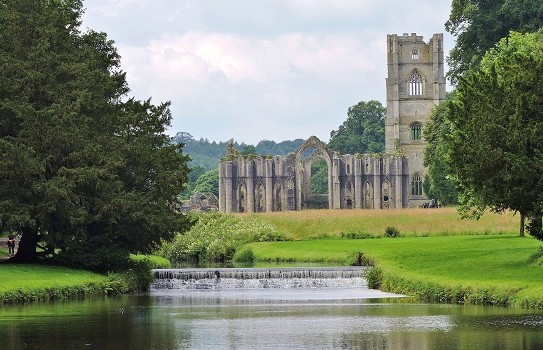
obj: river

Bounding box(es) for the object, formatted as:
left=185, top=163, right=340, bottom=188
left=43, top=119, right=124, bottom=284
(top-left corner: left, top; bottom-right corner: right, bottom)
left=0, top=267, right=542, bottom=349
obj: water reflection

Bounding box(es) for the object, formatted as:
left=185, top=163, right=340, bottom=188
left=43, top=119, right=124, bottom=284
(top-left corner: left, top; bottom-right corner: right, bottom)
left=0, top=290, right=543, bottom=349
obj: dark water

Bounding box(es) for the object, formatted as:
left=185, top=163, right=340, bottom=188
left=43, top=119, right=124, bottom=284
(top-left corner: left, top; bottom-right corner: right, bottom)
left=1, top=287, right=543, bottom=350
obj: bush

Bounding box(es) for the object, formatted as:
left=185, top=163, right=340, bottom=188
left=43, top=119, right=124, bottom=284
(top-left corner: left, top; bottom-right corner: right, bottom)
left=233, top=248, right=255, bottom=263
left=385, top=226, right=400, bottom=238
left=364, top=266, right=383, bottom=289
left=161, top=212, right=288, bottom=264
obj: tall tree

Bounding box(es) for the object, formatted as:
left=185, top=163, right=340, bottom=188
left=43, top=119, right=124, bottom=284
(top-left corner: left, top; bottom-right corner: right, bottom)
left=446, top=0, right=543, bottom=84
left=443, top=30, right=543, bottom=239
left=423, top=95, right=459, bottom=205
left=0, top=0, right=191, bottom=270
left=328, top=100, right=385, bottom=155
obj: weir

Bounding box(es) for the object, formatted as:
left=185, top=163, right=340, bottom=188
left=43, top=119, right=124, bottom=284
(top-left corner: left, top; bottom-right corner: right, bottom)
left=151, top=267, right=367, bottom=290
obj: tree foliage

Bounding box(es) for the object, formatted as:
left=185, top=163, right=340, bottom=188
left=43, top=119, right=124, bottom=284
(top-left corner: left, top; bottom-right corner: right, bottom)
left=423, top=96, right=459, bottom=205
left=328, top=100, right=385, bottom=155
left=0, top=0, right=191, bottom=270
left=193, top=169, right=219, bottom=197
left=443, top=30, right=543, bottom=239
left=446, top=0, right=543, bottom=84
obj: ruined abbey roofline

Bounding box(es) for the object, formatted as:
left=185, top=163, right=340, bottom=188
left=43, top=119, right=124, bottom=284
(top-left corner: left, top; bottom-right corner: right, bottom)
left=219, top=135, right=410, bottom=213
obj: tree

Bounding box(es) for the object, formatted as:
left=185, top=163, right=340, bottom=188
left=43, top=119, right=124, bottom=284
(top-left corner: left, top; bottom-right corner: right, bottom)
left=328, top=100, right=385, bottom=155
left=240, top=145, right=257, bottom=155
left=443, top=30, right=543, bottom=239
left=193, top=169, right=219, bottom=197
left=423, top=96, right=459, bottom=205
left=446, top=0, right=543, bottom=84
left=0, top=0, right=191, bottom=270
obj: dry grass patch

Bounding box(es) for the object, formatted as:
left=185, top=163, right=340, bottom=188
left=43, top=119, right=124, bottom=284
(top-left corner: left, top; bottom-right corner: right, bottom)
left=243, top=207, right=519, bottom=240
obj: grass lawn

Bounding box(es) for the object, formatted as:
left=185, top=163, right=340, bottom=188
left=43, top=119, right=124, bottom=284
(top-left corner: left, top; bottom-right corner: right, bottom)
left=241, top=234, right=543, bottom=307
left=0, top=264, right=108, bottom=294
left=248, top=207, right=520, bottom=239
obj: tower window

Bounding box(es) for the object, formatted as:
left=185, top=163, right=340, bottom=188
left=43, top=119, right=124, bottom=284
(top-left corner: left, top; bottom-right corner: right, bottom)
left=411, top=173, right=423, bottom=196
left=409, top=70, right=423, bottom=96
left=411, top=49, right=419, bottom=59
left=411, top=123, right=422, bottom=140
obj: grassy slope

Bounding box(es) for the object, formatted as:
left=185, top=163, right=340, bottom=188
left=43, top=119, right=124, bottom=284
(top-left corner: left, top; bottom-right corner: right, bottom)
left=243, top=235, right=543, bottom=307
left=239, top=208, right=542, bottom=307
left=249, top=207, right=519, bottom=239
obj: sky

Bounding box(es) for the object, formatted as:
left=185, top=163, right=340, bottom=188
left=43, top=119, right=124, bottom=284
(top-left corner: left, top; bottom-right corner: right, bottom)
left=81, top=0, right=455, bottom=144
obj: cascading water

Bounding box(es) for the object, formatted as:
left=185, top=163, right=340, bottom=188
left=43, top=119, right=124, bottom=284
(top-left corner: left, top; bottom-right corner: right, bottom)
left=151, top=267, right=367, bottom=290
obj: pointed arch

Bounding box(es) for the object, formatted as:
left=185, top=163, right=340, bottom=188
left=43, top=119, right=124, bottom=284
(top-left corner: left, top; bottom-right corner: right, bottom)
left=255, top=182, right=265, bottom=212
left=382, top=180, right=391, bottom=209
left=237, top=184, right=247, bottom=213
left=409, top=69, right=423, bottom=96
left=344, top=180, right=353, bottom=209
left=411, top=173, right=423, bottom=196
left=364, top=181, right=373, bottom=209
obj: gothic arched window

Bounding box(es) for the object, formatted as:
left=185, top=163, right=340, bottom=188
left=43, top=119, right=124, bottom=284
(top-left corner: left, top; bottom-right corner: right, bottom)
left=411, top=173, right=423, bottom=196
left=411, top=122, right=422, bottom=140
left=409, top=70, right=423, bottom=96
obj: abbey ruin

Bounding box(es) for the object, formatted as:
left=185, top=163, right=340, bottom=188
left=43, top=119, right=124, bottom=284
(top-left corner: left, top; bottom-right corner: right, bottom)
left=219, top=33, right=446, bottom=213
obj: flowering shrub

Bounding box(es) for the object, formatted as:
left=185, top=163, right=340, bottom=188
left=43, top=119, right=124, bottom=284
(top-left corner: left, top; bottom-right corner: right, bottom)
left=161, top=212, right=288, bottom=263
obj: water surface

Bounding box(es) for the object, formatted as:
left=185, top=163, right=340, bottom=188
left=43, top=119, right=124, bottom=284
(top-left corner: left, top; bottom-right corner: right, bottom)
left=1, top=286, right=543, bottom=350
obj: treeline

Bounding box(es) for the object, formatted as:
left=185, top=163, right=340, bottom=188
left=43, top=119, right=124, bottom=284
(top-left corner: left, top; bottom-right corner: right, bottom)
left=176, top=100, right=386, bottom=199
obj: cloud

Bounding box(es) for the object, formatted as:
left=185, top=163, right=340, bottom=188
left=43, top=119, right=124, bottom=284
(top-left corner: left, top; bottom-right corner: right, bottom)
left=83, top=0, right=454, bottom=144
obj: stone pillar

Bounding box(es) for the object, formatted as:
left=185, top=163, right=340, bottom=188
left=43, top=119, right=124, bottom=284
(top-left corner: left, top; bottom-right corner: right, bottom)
left=354, top=158, right=362, bottom=209
left=395, top=158, right=403, bottom=208
left=224, top=162, right=233, bottom=213
left=265, top=159, right=273, bottom=212
left=246, top=160, right=255, bottom=213
left=332, top=157, right=341, bottom=209
left=373, top=159, right=382, bottom=209
left=219, top=162, right=225, bottom=212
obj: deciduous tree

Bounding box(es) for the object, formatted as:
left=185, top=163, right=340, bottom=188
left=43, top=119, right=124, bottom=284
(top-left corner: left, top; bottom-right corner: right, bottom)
left=328, top=100, right=385, bottom=155
left=444, top=30, right=543, bottom=239
left=446, top=0, right=543, bottom=84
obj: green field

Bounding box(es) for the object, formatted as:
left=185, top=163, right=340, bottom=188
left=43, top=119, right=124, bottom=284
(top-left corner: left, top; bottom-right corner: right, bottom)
left=237, top=208, right=543, bottom=308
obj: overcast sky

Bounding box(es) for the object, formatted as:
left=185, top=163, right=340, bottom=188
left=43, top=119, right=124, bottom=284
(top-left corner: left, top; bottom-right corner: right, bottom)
left=81, top=0, right=455, bottom=144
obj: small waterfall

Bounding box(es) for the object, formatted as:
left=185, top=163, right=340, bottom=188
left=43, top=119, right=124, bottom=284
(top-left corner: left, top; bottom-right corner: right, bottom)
left=151, top=267, right=367, bottom=290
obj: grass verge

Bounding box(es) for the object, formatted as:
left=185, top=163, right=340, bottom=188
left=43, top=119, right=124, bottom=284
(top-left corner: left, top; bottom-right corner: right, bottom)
left=0, top=255, right=166, bottom=304
left=242, top=234, right=543, bottom=308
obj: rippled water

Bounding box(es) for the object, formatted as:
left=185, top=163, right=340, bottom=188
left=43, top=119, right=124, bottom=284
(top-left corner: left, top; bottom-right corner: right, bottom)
left=1, top=273, right=543, bottom=349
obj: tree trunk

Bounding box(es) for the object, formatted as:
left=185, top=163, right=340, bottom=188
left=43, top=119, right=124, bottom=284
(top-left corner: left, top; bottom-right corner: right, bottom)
left=11, top=227, right=39, bottom=263
left=520, top=213, right=525, bottom=237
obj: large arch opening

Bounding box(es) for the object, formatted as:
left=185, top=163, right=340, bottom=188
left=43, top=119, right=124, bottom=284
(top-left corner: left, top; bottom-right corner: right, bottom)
left=302, top=151, right=329, bottom=209
left=295, top=136, right=333, bottom=210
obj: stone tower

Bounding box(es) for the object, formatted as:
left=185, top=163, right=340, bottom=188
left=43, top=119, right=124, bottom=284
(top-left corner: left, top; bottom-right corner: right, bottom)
left=385, top=33, right=445, bottom=207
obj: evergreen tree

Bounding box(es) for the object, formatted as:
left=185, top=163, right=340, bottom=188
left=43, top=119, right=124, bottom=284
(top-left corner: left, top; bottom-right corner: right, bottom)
left=0, top=0, right=191, bottom=270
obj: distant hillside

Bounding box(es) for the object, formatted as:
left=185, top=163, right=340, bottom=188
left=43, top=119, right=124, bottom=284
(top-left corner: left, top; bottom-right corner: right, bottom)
left=172, top=132, right=305, bottom=171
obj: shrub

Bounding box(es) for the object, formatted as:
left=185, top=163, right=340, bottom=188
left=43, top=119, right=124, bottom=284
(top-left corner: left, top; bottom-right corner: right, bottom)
left=233, top=248, right=255, bottom=263
left=385, top=226, right=400, bottom=238
left=161, top=212, right=288, bottom=264
left=364, top=266, right=383, bottom=289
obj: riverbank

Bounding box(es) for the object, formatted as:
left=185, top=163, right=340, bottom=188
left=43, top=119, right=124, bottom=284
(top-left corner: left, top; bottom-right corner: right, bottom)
left=0, top=254, right=170, bottom=304
left=239, top=234, right=543, bottom=308
left=0, top=264, right=121, bottom=303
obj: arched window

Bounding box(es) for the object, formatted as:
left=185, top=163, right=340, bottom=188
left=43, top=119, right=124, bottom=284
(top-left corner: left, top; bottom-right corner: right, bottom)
left=411, top=122, right=422, bottom=140
left=411, top=173, right=423, bottom=196
left=409, top=70, right=423, bottom=96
